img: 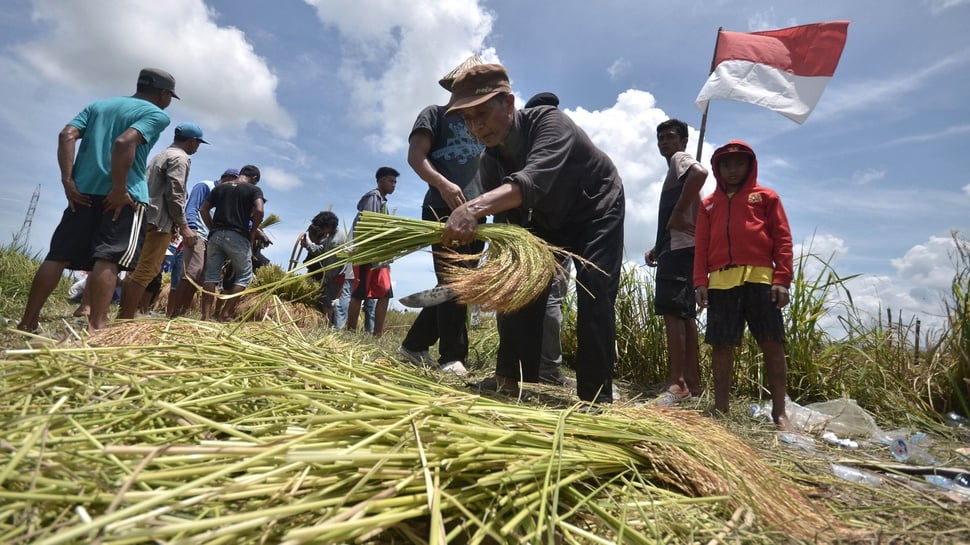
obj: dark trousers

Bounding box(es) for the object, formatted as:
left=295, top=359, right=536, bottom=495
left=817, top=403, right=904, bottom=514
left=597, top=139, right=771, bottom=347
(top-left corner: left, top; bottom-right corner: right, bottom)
left=496, top=286, right=551, bottom=383
left=402, top=207, right=484, bottom=363
left=497, top=190, right=625, bottom=403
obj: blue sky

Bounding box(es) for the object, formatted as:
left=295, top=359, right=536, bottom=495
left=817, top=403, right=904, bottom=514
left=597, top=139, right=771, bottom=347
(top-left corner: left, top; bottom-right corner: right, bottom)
left=1, top=0, right=968, bottom=334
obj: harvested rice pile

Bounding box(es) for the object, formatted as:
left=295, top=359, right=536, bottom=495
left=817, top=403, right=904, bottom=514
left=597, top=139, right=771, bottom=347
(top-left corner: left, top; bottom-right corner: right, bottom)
left=343, top=212, right=566, bottom=313
left=1, top=321, right=847, bottom=544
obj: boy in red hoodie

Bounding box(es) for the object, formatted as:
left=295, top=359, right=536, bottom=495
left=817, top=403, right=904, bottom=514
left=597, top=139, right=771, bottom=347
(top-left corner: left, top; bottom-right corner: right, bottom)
left=693, top=141, right=793, bottom=430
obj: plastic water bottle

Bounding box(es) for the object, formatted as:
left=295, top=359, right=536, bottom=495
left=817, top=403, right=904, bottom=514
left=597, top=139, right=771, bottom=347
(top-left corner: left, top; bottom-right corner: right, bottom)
left=830, top=463, right=883, bottom=487
left=923, top=475, right=970, bottom=497
left=778, top=432, right=816, bottom=452
left=944, top=411, right=969, bottom=428
left=891, top=438, right=937, bottom=465
left=749, top=403, right=771, bottom=420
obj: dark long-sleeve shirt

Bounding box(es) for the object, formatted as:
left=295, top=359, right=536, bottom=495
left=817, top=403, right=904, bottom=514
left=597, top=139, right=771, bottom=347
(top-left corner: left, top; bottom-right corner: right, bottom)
left=478, top=106, right=623, bottom=244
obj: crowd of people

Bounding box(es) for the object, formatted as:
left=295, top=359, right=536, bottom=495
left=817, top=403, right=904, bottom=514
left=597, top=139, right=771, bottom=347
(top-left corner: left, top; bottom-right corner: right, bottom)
left=17, top=60, right=795, bottom=426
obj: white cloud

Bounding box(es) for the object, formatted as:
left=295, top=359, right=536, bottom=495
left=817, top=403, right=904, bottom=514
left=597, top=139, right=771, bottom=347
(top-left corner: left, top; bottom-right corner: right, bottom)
left=16, top=0, right=295, bottom=137
left=851, top=168, right=887, bottom=185
left=783, top=234, right=962, bottom=337
left=841, top=274, right=946, bottom=331
left=746, top=9, right=797, bottom=31
left=607, top=58, right=631, bottom=80
left=814, top=51, right=970, bottom=121
left=891, top=235, right=960, bottom=289
left=563, top=89, right=716, bottom=258
left=926, top=0, right=970, bottom=14
left=260, top=166, right=303, bottom=192
left=303, top=0, right=496, bottom=154
left=964, top=184, right=970, bottom=198
left=886, top=123, right=970, bottom=146
left=815, top=235, right=964, bottom=336
left=795, top=233, right=849, bottom=263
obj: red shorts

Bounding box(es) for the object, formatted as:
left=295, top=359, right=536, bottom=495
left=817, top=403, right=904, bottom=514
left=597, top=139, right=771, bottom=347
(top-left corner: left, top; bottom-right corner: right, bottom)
left=351, top=263, right=392, bottom=299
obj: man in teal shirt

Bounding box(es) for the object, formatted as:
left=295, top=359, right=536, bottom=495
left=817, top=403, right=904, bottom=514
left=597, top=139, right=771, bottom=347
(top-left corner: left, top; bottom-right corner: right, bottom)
left=18, top=68, right=176, bottom=333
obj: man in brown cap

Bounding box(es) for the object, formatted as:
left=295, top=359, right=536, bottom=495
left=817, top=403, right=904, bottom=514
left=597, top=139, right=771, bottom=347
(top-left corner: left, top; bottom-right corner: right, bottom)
left=18, top=67, right=176, bottom=333
left=442, top=64, right=625, bottom=406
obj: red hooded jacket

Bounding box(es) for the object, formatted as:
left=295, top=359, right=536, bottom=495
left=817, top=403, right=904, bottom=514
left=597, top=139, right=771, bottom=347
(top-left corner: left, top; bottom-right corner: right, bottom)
left=693, top=140, right=793, bottom=288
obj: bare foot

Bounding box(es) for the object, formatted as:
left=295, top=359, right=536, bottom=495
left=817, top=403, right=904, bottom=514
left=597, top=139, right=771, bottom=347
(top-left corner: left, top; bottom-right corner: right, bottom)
left=16, top=321, right=39, bottom=333
left=774, top=414, right=796, bottom=432
left=73, top=306, right=90, bottom=317
left=665, top=385, right=692, bottom=399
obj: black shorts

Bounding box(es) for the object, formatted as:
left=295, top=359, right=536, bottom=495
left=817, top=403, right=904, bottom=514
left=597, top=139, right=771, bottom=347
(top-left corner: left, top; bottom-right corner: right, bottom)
left=653, top=248, right=696, bottom=318
left=46, top=196, right=146, bottom=271
left=704, top=282, right=786, bottom=346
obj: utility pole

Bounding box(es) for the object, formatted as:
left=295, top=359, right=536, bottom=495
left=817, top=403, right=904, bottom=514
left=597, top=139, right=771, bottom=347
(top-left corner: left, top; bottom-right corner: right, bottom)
left=15, top=185, right=41, bottom=246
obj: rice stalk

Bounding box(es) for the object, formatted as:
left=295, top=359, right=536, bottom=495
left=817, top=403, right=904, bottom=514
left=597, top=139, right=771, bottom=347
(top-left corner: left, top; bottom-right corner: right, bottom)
left=0, top=320, right=854, bottom=544
left=351, top=212, right=568, bottom=312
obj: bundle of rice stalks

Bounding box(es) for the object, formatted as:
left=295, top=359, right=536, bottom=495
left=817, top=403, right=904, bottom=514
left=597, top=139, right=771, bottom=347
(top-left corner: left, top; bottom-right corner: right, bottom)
left=348, top=212, right=566, bottom=313
left=0, top=321, right=852, bottom=544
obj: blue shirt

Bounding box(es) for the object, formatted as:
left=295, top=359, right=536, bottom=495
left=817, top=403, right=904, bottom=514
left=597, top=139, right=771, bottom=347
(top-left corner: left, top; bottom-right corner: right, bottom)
left=69, top=96, right=170, bottom=203
left=185, top=180, right=215, bottom=238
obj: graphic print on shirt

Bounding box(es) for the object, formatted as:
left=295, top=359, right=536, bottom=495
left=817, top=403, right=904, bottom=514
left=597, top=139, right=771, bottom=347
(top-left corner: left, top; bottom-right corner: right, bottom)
left=433, top=120, right=484, bottom=165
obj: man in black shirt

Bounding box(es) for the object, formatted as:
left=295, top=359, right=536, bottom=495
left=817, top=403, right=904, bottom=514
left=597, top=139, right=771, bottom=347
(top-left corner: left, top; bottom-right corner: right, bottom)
left=199, top=164, right=265, bottom=321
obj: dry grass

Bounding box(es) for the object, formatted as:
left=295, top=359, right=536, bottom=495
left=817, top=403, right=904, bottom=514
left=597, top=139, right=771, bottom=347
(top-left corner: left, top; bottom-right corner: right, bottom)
left=1, top=320, right=866, bottom=544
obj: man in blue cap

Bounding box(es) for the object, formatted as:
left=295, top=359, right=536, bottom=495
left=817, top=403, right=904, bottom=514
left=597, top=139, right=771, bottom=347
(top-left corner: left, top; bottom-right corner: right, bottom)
left=119, top=122, right=207, bottom=319
left=18, top=67, right=176, bottom=332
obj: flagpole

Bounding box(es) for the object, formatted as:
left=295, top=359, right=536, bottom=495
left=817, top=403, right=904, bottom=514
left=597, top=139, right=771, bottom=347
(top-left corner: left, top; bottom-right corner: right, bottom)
left=695, top=27, right=722, bottom=162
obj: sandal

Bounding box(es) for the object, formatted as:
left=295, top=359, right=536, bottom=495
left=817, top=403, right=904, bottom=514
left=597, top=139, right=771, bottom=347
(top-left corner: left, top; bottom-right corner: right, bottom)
left=646, top=390, right=689, bottom=407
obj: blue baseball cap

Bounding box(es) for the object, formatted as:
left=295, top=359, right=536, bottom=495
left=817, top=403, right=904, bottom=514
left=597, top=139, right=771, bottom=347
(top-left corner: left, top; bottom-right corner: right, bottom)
left=174, top=122, right=208, bottom=144
left=221, top=168, right=239, bottom=178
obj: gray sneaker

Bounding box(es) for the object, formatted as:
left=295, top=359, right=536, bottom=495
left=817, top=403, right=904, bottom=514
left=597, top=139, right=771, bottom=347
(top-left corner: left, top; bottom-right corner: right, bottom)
left=440, top=360, right=468, bottom=376
left=538, top=373, right=576, bottom=388
left=398, top=346, right=435, bottom=368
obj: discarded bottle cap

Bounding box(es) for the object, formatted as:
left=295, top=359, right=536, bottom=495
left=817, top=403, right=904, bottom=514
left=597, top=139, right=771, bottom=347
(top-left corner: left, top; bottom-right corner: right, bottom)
left=891, top=438, right=911, bottom=461
left=955, top=473, right=970, bottom=488
left=891, top=438, right=937, bottom=465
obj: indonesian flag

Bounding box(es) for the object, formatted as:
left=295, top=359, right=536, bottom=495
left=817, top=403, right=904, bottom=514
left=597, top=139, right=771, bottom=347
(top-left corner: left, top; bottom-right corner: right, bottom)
left=695, top=21, right=849, bottom=124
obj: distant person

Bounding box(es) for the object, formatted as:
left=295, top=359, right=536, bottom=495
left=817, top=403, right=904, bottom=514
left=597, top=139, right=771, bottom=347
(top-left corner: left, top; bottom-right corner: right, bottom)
left=18, top=67, right=176, bottom=332
left=167, top=168, right=239, bottom=317
left=70, top=271, right=124, bottom=317
left=199, top=165, right=265, bottom=321
left=118, top=122, right=207, bottom=319
left=300, top=211, right=347, bottom=325
left=346, top=166, right=398, bottom=337
left=442, top=64, right=624, bottom=405
left=644, top=119, right=708, bottom=405
left=168, top=239, right=184, bottom=294
left=693, top=141, right=794, bottom=430
left=251, top=228, right=273, bottom=270
left=332, top=254, right=357, bottom=330
left=398, top=55, right=486, bottom=375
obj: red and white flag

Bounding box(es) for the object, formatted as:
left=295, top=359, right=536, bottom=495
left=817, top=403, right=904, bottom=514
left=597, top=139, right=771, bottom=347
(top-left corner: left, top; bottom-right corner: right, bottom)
left=695, top=21, right=849, bottom=124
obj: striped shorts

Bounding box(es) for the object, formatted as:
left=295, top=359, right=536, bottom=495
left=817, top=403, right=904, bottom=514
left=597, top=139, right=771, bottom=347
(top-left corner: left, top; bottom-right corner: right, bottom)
left=46, top=195, right=145, bottom=271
